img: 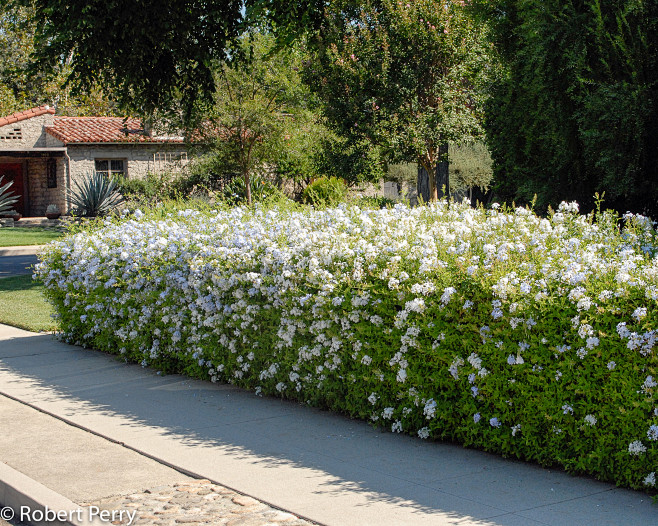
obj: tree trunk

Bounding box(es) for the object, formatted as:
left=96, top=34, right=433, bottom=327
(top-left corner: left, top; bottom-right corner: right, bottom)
left=417, top=143, right=450, bottom=203
left=244, top=171, right=252, bottom=205
left=417, top=164, right=431, bottom=203
left=437, top=142, right=449, bottom=199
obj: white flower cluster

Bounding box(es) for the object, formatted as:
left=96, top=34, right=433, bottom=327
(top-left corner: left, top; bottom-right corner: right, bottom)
left=35, top=200, right=658, bottom=491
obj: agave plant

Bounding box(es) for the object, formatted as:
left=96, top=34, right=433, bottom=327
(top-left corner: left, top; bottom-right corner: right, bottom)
left=68, top=171, right=124, bottom=217
left=0, top=176, right=19, bottom=215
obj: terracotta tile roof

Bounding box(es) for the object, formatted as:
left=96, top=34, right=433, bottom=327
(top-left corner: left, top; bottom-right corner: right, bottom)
left=0, top=105, right=55, bottom=128
left=45, top=116, right=185, bottom=144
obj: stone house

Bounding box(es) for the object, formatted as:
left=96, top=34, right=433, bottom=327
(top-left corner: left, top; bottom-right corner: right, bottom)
left=0, top=105, right=188, bottom=216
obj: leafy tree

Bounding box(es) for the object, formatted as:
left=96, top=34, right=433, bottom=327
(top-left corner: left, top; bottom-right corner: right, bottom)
left=478, top=0, right=658, bottom=215
left=303, top=0, right=493, bottom=200
left=192, top=32, right=320, bottom=205
left=1, top=2, right=118, bottom=116
left=23, top=0, right=326, bottom=116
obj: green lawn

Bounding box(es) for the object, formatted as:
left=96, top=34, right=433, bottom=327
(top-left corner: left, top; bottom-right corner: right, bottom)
left=0, top=227, right=64, bottom=247
left=0, top=275, right=57, bottom=332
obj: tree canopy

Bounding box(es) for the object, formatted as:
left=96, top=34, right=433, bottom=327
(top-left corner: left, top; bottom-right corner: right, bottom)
left=1, top=1, right=118, bottom=116
left=21, top=0, right=325, bottom=115
left=192, top=32, right=321, bottom=204
left=303, top=0, right=493, bottom=199
left=479, top=0, right=658, bottom=215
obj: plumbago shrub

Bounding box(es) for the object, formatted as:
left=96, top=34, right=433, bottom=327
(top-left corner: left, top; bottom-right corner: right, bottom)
left=36, top=200, right=658, bottom=491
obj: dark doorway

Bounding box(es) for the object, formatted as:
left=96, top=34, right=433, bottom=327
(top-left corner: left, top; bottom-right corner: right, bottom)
left=0, top=163, right=25, bottom=215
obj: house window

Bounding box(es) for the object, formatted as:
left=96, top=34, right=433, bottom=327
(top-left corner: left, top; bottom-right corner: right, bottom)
left=47, top=159, right=58, bottom=188
left=95, top=159, right=126, bottom=178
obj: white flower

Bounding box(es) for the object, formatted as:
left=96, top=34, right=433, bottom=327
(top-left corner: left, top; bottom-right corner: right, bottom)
left=562, top=404, right=574, bottom=415
left=392, top=420, right=402, bottom=433
left=361, top=355, right=372, bottom=365
left=440, top=287, right=456, bottom=304
left=387, top=278, right=400, bottom=290
left=382, top=407, right=394, bottom=419
left=607, top=361, right=616, bottom=370
left=628, top=440, right=647, bottom=456
left=643, top=472, right=656, bottom=487
left=467, top=353, right=482, bottom=370
left=489, top=417, right=501, bottom=428
left=633, top=307, right=647, bottom=321
left=423, top=399, right=437, bottom=419
left=578, top=323, right=593, bottom=339
left=583, top=414, right=597, bottom=426
left=473, top=412, right=481, bottom=423
left=643, top=375, right=657, bottom=390
left=367, top=393, right=378, bottom=405
left=511, top=424, right=521, bottom=436
left=418, top=427, right=430, bottom=439
left=647, top=425, right=658, bottom=441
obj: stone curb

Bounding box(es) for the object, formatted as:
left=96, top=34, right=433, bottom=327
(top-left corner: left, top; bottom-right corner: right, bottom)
left=0, top=462, right=105, bottom=526
left=0, top=246, right=45, bottom=257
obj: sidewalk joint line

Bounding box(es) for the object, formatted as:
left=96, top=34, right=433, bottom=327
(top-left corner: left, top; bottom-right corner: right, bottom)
left=0, top=389, right=326, bottom=526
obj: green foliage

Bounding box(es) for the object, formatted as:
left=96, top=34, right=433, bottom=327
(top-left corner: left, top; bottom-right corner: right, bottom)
left=352, top=195, right=396, bottom=209
left=36, top=201, right=658, bottom=492
left=1, top=2, right=119, bottom=116
left=450, top=142, right=493, bottom=191
left=387, top=163, right=417, bottom=187
left=25, top=0, right=323, bottom=116
left=314, top=136, right=387, bottom=187
left=69, top=172, right=123, bottom=217
left=191, top=32, right=323, bottom=205
left=0, top=176, right=19, bottom=215
left=114, top=172, right=181, bottom=207
left=301, top=176, right=348, bottom=207
left=479, top=0, right=658, bottom=216
left=273, top=116, right=333, bottom=188
left=303, top=0, right=494, bottom=199
left=222, top=173, right=286, bottom=206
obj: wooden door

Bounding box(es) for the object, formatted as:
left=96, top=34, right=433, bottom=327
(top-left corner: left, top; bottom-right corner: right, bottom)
left=0, top=163, right=24, bottom=215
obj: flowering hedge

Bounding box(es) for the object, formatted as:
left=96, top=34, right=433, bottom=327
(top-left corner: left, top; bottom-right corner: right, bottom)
left=36, top=201, right=658, bottom=491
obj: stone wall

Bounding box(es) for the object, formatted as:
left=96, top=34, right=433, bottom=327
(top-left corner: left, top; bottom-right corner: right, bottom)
left=67, top=144, right=188, bottom=186
left=26, top=157, right=67, bottom=216
left=0, top=113, right=54, bottom=149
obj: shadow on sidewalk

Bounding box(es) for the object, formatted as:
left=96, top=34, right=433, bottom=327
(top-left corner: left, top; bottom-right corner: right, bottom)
left=0, top=328, right=654, bottom=526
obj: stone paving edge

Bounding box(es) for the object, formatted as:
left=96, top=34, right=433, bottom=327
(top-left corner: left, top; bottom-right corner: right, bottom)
left=0, top=392, right=324, bottom=526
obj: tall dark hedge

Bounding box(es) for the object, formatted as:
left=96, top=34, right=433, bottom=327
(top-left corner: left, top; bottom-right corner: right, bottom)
left=481, top=0, right=658, bottom=216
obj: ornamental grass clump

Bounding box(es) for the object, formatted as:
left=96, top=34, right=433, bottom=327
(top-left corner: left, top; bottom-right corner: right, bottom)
left=35, top=200, right=658, bottom=492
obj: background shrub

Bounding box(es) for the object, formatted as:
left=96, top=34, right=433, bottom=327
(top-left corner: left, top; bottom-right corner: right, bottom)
left=301, top=176, right=348, bottom=207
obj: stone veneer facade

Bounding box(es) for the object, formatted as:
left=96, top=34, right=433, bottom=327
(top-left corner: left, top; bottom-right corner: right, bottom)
left=0, top=112, right=54, bottom=149
left=0, top=108, right=187, bottom=216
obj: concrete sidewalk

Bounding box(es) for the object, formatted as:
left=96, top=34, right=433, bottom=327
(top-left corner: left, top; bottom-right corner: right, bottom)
left=0, top=323, right=655, bottom=526
left=0, top=246, right=45, bottom=257
left=0, top=246, right=44, bottom=278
